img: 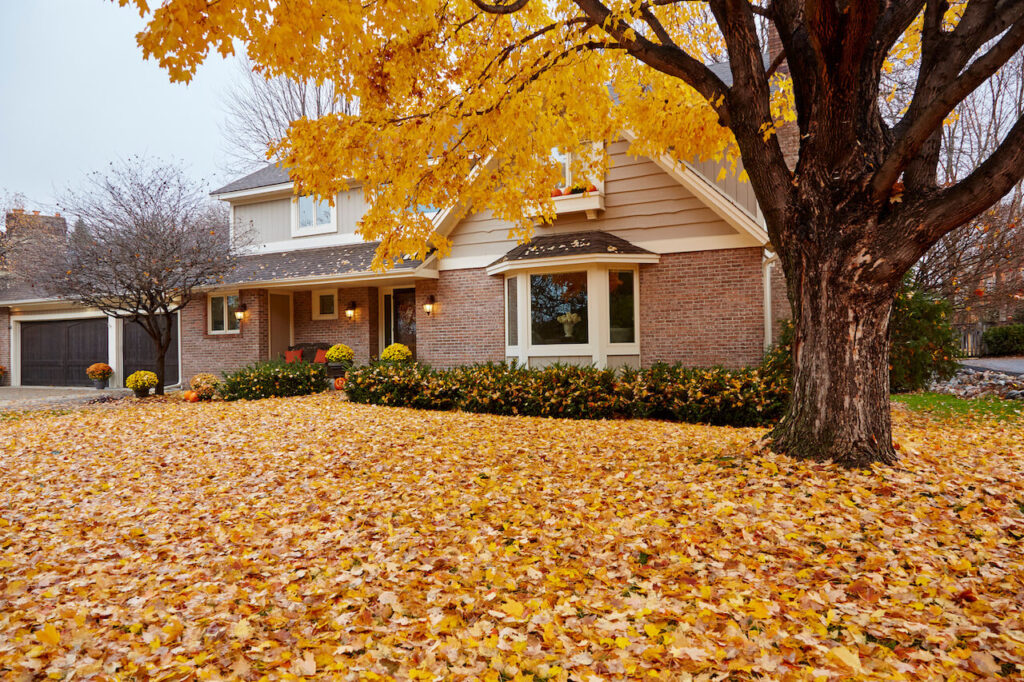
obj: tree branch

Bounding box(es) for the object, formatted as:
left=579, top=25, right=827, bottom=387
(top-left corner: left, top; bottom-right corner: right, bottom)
left=470, top=0, right=530, bottom=14
left=872, top=18, right=1024, bottom=199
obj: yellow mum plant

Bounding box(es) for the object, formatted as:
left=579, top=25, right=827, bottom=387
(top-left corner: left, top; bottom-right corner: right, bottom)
left=125, top=371, right=158, bottom=391
left=380, top=343, right=412, bottom=363
left=325, top=343, right=355, bottom=364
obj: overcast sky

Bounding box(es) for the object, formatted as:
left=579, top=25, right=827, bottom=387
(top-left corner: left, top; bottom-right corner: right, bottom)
left=1, top=0, right=240, bottom=212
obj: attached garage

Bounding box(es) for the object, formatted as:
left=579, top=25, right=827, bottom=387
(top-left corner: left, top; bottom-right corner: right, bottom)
left=122, top=316, right=180, bottom=386
left=20, top=318, right=108, bottom=386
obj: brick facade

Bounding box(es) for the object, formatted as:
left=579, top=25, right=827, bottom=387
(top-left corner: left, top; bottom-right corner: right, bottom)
left=292, top=286, right=380, bottom=365
left=0, top=307, right=9, bottom=385
left=415, top=268, right=505, bottom=368
left=768, top=260, right=792, bottom=346
left=180, top=289, right=268, bottom=384
left=639, top=247, right=767, bottom=368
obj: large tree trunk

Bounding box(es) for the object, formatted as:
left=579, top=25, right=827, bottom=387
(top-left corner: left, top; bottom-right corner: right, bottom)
left=770, top=248, right=901, bottom=467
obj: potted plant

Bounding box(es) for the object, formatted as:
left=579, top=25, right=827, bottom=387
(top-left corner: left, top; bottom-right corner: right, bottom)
left=0, top=364, right=7, bottom=386
left=86, top=362, right=113, bottom=389
left=189, top=373, right=220, bottom=400
left=325, top=343, right=355, bottom=371
left=557, top=311, right=581, bottom=337
left=126, top=370, right=158, bottom=398
left=380, top=343, right=413, bottom=363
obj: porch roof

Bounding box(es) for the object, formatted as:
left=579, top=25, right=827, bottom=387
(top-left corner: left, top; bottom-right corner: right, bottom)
left=224, top=241, right=426, bottom=287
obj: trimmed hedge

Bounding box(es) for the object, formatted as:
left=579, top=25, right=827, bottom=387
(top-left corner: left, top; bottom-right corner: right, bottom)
left=983, top=324, right=1024, bottom=357
left=345, top=361, right=788, bottom=427
left=219, top=360, right=328, bottom=401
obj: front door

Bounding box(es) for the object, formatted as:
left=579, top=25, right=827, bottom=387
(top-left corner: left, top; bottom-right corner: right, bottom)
left=383, top=287, right=417, bottom=358
left=269, top=293, right=291, bottom=360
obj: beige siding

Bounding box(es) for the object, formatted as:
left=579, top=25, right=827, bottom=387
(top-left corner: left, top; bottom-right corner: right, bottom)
left=445, top=139, right=749, bottom=267
left=691, top=155, right=762, bottom=222
left=607, top=354, right=640, bottom=370
left=234, top=198, right=291, bottom=244
left=232, top=187, right=368, bottom=247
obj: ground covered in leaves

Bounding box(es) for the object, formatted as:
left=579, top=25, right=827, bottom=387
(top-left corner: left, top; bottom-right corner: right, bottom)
left=1, top=397, right=1023, bottom=680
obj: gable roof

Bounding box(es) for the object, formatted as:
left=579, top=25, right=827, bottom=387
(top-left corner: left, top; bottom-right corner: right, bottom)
left=211, top=163, right=292, bottom=196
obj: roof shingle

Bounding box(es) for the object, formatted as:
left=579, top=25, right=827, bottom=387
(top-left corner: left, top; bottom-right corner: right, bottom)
left=211, top=163, right=292, bottom=195
left=489, top=230, right=654, bottom=268
left=224, top=242, right=422, bottom=285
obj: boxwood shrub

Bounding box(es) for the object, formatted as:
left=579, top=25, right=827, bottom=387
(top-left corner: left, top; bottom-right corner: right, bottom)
left=983, top=324, right=1024, bottom=357
left=219, top=360, right=328, bottom=401
left=345, top=361, right=788, bottom=427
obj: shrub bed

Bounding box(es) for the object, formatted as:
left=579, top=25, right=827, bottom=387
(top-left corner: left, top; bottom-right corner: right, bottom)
left=219, top=360, right=328, bottom=401
left=983, top=324, right=1024, bottom=357
left=345, top=361, right=787, bottom=427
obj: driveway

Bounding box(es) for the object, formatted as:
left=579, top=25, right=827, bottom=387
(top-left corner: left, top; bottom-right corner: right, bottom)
left=0, top=386, right=130, bottom=411
left=960, top=356, right=1024, bottom=376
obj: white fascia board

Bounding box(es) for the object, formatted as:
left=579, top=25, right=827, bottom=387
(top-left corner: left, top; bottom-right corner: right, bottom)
left=618, top=130, right=770, bottom=245
left=485, top=252, right=660, bottom=276
left=213, top=182, right=295, bottom=201
left=205, top=267, right=439, bottom=291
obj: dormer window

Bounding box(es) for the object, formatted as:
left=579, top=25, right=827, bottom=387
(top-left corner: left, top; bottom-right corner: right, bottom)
left=291, top=194, right=337, bottom=237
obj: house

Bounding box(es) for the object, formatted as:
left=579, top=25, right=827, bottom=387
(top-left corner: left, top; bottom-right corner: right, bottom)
left=0, top=140, right=791, bottom=388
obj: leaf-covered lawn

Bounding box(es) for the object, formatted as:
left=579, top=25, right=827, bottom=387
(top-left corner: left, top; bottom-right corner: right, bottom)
left=1, top=397, right=1023, bottom=680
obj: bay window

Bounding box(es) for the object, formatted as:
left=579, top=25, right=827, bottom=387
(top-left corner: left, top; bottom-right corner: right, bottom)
left=530, top=272, right=588, bottom=345
left=504, top=264, right=640, bottom=365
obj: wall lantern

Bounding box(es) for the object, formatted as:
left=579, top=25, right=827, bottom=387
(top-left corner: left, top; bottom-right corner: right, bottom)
left=234, top=303, right=248, bottom=321
left=423, top=295, right=436, bottom=316
left=345, top=301, right=357, bottom=319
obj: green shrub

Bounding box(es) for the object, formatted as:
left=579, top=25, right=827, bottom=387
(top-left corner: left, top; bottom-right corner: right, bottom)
left=889, top=286, right=960, bottom=392
left=763, top=282, right=959, bottom=394
left=346, top=361, right=787, bottom=427
left=983, top=324, right=1024, bottom=357
left=218, top=360, right=328, bottom=401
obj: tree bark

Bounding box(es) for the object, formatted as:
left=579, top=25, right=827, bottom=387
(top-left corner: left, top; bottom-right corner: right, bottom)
left=770, top=248, right=901, bottom=467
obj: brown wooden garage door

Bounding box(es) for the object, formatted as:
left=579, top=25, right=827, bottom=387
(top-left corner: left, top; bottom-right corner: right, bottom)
left=20, top=318, right=108, bottom=386
left=122, top=316, right=179, bottom=386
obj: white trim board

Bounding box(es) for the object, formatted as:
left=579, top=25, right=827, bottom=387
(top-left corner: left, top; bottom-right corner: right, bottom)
left=486, top=252, right=660, bottom=276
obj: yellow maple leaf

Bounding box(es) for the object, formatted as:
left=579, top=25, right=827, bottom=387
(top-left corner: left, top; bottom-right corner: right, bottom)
left=500, top=598, right=525, bottom=619
left=35, top=623, right=60, bottom=647
left=828, top=646, right=862, bottom=672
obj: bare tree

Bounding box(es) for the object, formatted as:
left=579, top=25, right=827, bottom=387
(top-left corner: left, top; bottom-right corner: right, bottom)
left=12, top=158, right=237, bottom=394
left=221, top=58, right=355, bottom=174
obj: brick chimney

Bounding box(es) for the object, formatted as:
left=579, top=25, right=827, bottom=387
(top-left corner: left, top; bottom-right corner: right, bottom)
left=4, top=210, right=68, bottom=239
left=768, top=23, right=799, bottom=170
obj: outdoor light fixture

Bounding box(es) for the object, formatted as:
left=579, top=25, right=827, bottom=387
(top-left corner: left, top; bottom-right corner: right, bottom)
left=345, top=301, right=357, bottom=319
left=423, top=295, right=436, bottom=316
left=234, top=303, right=248, bottom=321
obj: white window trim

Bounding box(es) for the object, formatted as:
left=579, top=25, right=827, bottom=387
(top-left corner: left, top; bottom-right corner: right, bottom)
left=208, top=292, right=241, bottom=335
left=312, top=288, right=338, bottom=320
left=505, top=263, right=641, bottom=367
left=291, top=195, right=338, bottom=237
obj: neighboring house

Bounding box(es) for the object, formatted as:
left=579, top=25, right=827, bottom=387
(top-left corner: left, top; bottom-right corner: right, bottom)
left=0, top=140, right=791, bottom=388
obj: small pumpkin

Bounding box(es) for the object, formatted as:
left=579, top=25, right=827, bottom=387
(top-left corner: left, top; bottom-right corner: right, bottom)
left=183, top=390, right=199, bottom=402
left=587, top=183, right=598, bottom=193
left=334, top=376, right=347, bottom=391
left=551, top=188, right=563, bottom=197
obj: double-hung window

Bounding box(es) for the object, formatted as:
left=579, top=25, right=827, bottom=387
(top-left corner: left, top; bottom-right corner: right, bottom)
left=292, top=194, right=336, bottom=236
left=208, top=293, right=241, bottom=334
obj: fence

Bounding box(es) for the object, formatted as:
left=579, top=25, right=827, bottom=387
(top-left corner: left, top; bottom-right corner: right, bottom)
left=956, top=324, right=988, bottom=357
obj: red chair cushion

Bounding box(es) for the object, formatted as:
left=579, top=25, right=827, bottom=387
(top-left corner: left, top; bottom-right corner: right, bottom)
left=284, top=349, right=304, bottom=363
left=314, top=348, right=328, bottom=364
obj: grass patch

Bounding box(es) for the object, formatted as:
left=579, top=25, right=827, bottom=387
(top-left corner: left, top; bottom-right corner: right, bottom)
left=893, top=392, right=1024, bottom=421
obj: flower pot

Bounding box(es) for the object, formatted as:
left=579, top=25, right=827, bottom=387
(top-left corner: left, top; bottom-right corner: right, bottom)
left=133, top=387, right=151, bottom=398
left=562, top=322, right=575, bottom=337
left=92, top=378, right=108, bottom=389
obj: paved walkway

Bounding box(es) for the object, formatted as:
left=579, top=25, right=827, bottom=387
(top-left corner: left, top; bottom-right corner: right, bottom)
left=960, top=356, right=1024, bottom=376
left=0, top=386, right=131, bottom=412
